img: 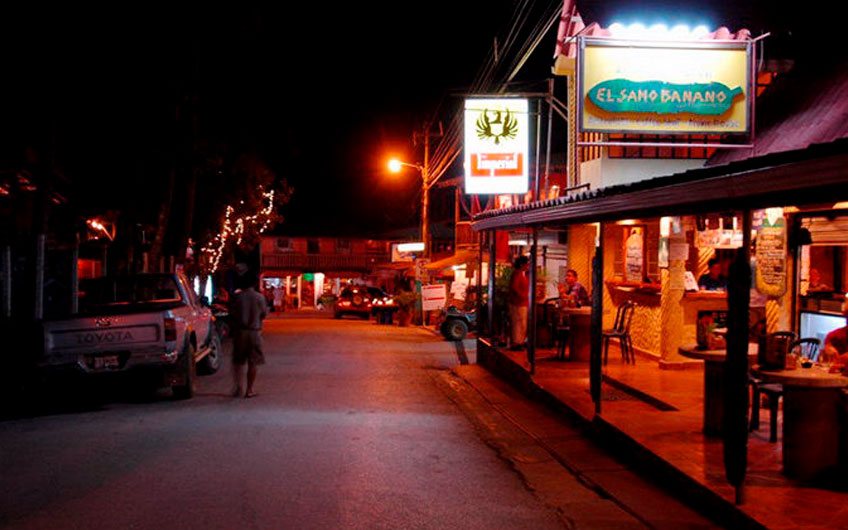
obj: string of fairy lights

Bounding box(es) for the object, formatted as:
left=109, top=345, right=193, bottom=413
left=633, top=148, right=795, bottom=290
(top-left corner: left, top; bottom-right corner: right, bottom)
left=201, top=188, right=275, bottom=273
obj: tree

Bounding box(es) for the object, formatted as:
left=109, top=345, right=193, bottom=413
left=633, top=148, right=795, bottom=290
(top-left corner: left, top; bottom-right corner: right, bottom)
left=198, top=153, right=292, bottom=274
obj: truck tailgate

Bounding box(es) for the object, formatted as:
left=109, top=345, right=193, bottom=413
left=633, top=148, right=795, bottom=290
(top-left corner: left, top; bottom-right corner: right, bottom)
left=45, top=316, right=163, bottom=354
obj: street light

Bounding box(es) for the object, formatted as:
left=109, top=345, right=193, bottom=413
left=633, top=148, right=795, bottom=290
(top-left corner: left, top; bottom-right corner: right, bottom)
left=388, top=157, right=430, bottom=258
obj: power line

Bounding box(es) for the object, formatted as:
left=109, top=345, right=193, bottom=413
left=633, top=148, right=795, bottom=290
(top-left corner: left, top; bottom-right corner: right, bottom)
left=426, top=0, right=562, bottom=188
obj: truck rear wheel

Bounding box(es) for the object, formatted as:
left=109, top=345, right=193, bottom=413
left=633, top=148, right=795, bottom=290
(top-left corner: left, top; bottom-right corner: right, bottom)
left=172, top=342, right=196, bottom=400
left=198, top=333, right=222, bottom=375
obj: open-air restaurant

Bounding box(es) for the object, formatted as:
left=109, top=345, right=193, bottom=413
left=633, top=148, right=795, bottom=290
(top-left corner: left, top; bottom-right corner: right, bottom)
left=463, top=4, right=848, bottom=527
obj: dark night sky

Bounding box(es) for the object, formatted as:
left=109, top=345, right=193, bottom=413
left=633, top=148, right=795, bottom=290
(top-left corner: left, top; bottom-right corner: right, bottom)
left=4, top=2, right=825, bottom=240
left=2, top=2, right=553, bottom=238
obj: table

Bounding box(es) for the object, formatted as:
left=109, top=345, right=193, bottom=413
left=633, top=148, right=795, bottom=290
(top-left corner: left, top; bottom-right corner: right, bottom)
left=560, top=307, right=592, bottom=361
left=751, top=365, right=848, bottom=481
left=679, top=343, right=758, bottom=436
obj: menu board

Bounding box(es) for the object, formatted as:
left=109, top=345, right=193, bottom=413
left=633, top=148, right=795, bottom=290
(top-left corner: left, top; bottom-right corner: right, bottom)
left=624, top=227, right=644, bottom=282
left=755, top=210, right=787, bottom=297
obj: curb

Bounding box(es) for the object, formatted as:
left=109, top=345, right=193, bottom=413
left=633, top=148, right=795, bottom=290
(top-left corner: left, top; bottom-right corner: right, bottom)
left=475, top=342, right=767, bottom=530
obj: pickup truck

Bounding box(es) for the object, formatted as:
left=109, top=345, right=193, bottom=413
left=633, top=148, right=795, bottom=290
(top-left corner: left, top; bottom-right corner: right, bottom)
left=40, top=272, right=222, bottom=399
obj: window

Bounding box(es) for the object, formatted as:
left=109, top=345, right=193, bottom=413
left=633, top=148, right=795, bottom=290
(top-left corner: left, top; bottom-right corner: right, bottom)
left=276, top=238, right=293, bottom=251
left=336, top=239, right=351, bottom=254
left=607, top=134, right=720, bottom=159
left=307, top=239, right=320, bottom=254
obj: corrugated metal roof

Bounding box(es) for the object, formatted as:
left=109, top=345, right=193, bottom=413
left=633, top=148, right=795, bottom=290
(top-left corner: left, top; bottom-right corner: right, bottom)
left=472, top=138, right=848, bottom=231
left=709, top=61, right=848, bottom=166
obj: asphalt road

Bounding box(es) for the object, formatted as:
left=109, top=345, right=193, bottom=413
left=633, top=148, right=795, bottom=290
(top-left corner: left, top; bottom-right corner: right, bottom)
left=1, top=313, right=568, bottom=530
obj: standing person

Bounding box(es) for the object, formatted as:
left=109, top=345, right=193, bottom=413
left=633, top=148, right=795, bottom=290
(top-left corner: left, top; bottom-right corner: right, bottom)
left=229, top=271, right=268, bottom=398
left=273, top=285, right=284, bottom=313
left=508, top=255, right=530, bottom=350
left=263, top=285, right=275, bottom=313
left=698, top=257, right=727, bottom=291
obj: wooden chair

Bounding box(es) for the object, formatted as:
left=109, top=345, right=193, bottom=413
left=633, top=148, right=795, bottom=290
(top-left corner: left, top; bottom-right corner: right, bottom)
left=555, top=321, right=571, bottom=360
left=603, top=301, right=637, bottom=365
left=541, top=298, right=561, bottom=349
left=749, top=331, right=797, bottom=442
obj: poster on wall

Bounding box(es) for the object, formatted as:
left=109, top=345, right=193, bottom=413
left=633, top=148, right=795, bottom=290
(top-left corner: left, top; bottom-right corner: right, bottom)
left=624, top=227, right=644, bottom=282
left=658, top=237, right=669, bottom=268
left=754, top=208, right=788, bottom=297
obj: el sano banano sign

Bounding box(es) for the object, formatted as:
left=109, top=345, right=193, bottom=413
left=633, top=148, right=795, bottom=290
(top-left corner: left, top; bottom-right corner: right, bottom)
left=579, top=39, right=750, bottom=134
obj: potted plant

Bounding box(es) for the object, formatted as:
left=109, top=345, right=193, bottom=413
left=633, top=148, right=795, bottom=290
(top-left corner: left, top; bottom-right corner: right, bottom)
left=393, top=290, right=418, bottom=327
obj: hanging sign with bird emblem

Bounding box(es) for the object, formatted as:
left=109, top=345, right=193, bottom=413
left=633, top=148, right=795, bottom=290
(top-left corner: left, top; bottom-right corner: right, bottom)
left=464, top=98, right=529, bottom=194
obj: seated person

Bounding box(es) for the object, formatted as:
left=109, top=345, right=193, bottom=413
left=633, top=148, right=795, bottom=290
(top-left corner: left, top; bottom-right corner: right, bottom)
left=558, top=269, right=590, bottom=307
left=807, top=268, right=832, bottom=293
left=822, top=310, right=848, bottom=367
left=698, top=258, right=727, bottom=291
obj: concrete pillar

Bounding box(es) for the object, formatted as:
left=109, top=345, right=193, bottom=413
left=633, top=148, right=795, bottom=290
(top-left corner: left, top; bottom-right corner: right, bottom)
left=602, top=225, right=618, bottom=329
left=660, top=257, right=686, bottom=363
left=297, top=275, right=302, bottom=309
left=568, top=225, right=596, bottom=292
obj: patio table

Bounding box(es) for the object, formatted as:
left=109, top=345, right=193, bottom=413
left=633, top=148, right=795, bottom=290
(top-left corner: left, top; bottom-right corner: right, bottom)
left=560, top=307, right=592, bottom=361
left=679, top=343, right=758, bottom=436
left=751, top=365, right=848, bottom=481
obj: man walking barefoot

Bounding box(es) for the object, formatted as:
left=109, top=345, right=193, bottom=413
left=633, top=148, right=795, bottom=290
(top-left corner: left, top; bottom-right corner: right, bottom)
left=230, top=271, right=268, bottom=398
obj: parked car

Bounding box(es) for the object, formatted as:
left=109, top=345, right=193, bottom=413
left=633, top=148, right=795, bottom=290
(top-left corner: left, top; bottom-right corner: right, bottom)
left=40, top=272, right=221, bottom=399
left=366, top=287, right=395, bottom=314
left=334, top=287, right=373, bottom=319
left=366, top=287, right=397, bottom=323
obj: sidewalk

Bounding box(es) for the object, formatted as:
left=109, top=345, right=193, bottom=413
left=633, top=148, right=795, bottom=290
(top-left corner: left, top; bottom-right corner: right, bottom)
left=474, top=339, right=848, bottom=530
left=442, top=364, right=720, bottom=529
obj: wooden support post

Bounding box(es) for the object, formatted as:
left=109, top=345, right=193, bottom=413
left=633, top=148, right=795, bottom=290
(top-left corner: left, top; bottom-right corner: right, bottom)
left=528, top=228, right=538, bottom=374
left=724, top=210, right=751, bottom=504
left=487, top=230, right=496, bottom=337
left=590, top=223, right=603, bottom=415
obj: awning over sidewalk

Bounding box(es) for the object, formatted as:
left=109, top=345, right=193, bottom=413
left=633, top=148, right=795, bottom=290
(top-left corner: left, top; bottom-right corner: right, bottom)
left=373, top=261, right=414, bottom=272
left=472, top=139, right=848, bottom=231
left=424, top=249, right=479, bottom=271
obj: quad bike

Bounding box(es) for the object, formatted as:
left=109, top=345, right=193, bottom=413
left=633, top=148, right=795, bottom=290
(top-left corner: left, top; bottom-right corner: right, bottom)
left=439, top=305, right=477, bottom=341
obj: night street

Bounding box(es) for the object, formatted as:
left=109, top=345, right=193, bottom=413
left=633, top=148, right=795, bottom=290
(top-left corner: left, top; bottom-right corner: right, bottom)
left=1, top=312, right=721, bottom=529
left=2, top=314, right=570, bottom=530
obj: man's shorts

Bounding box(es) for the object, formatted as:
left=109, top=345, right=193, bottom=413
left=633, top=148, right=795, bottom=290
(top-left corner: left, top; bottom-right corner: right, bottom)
left=232, top=330, right=266, bottom=366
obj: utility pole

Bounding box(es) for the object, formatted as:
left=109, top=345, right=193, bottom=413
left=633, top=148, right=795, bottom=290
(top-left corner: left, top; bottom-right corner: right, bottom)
left=422, top=130, right=430, bottom=258
left=413, top=122, right=443, bottom=258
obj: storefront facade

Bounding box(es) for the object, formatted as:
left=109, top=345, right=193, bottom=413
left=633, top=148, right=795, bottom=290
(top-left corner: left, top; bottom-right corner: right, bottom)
left=259, top=235, right=391, bottom=308
left=469, top=5, right=848, bottom=509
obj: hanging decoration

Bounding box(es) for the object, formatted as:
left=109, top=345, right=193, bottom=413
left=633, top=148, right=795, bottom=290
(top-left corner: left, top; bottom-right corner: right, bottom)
left=201, top=188, right=276, bottom=273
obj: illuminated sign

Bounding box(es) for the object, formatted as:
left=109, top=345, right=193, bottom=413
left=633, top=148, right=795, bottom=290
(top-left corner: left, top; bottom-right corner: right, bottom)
left=464, top=98, right=529, bottom=194
left=587, top=80, right=743, bottom=115
left=392, top=242, right=424, bottom=262
left=579, top=39, right=750, bottom=134
left=397, top=242, right=424, bottom=252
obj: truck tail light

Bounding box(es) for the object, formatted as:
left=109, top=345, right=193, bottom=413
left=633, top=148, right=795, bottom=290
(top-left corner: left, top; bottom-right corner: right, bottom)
left=164, top=318, right=177, bottom=342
